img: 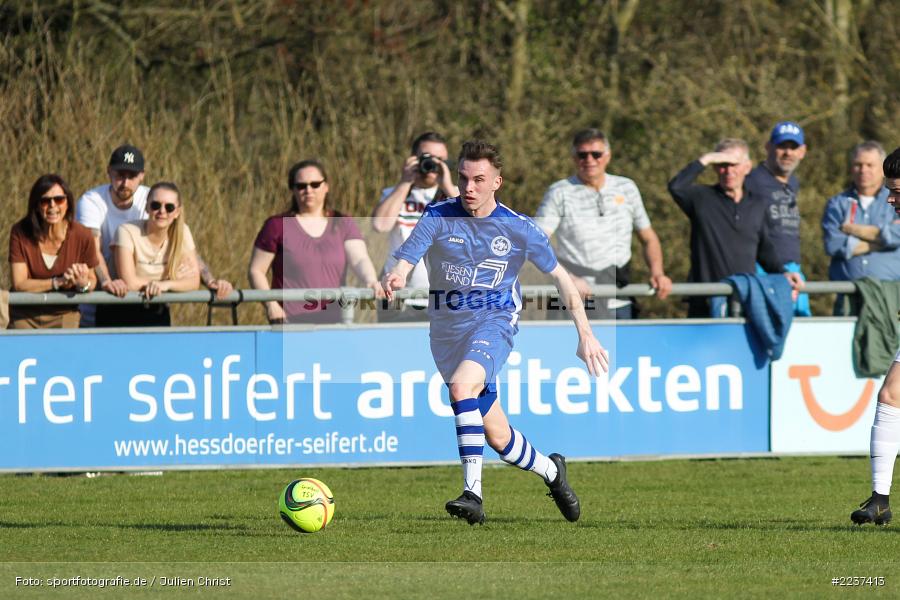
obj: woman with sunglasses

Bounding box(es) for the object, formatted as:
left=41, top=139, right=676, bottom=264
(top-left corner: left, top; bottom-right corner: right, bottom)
left=100, top=181, right=200, bottom=326
left=8, top=174, right=98, bottom=328
left=249, top=159, right=384, bottom=324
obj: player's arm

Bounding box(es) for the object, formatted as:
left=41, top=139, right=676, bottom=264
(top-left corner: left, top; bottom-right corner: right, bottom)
left=381, top=258, right=415, bottom=301
left=549, top=263, right=609, bottom=376
left=382, top=205, right=439, bottom=300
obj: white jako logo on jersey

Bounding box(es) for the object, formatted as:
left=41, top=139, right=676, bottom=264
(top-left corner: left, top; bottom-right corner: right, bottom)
left=490, top=236, right=511, bottom=256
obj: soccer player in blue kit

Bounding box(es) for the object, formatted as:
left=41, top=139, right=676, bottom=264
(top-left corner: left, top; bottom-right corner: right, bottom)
left=382, top=140, right=610, bottom=525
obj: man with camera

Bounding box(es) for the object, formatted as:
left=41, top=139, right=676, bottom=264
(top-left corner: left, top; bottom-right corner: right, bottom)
left=373, top=131, right=459, bottom=322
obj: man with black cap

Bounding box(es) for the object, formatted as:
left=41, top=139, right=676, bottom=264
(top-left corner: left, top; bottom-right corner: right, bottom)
left=76, top=145, right=151, bottom=326
left=746, top=121, right=811, bottom=315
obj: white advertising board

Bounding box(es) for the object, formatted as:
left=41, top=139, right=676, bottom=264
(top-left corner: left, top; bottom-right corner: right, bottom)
left=771, top=320, right=882, bottom=453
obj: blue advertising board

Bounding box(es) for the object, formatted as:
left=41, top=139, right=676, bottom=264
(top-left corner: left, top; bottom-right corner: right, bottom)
left=0, top=322, right=768, bottom=470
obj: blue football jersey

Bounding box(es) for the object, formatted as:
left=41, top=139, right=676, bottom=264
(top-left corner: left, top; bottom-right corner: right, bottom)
left=393, top=197, right=558, bottom=335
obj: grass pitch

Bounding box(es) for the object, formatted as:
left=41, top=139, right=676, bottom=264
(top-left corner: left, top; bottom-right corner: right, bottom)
left=1, top=457, right=898, bottom=599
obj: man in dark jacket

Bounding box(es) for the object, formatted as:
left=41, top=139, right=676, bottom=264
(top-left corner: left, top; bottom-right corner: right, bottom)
left=668, top=138, right=804, bottom=317
left=746, top=121, right=810, bottom=316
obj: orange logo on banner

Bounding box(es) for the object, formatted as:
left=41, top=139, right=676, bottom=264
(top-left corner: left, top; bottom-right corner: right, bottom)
left=787, top=366, right=874, bottom=431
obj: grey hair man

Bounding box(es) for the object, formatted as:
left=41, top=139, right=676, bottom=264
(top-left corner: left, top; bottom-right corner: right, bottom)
left=668, top=138, right=803, bottom=317
left=535, top=128, right=671, bottom=320
left=822, top=141, right=897, bottom=314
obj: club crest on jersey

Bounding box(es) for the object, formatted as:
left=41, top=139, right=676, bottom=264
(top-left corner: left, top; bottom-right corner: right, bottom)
left=490, top=236, right=511, bottom=256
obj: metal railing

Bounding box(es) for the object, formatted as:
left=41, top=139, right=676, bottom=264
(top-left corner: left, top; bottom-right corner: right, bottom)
left=6, top=281, right=859, bottom=324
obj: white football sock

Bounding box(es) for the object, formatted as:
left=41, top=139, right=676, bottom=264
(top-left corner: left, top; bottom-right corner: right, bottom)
left=871, top=402, right=900, bottom=496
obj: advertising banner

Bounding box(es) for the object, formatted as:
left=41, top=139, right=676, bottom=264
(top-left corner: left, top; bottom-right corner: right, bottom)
left=0, top=322, right=768, bottom=471
left=770, top=320, right=880, bottom=454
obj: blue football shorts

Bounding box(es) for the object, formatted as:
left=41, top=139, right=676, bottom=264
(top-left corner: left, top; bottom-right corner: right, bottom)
left=430, top=321, right=514, bottom=415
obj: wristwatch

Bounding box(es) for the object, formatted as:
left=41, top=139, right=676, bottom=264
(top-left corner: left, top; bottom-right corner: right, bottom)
left=78, top=283, right=91, bottom=293
left=51, top=276, right=60, bottom=291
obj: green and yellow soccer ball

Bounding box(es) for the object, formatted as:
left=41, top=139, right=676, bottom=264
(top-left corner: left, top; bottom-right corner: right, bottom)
left=279, top=478, right=335, bottom=533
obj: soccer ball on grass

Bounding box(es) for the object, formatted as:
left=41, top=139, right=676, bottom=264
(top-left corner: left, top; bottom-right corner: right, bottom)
left=278, top=478, right=335, bottom=533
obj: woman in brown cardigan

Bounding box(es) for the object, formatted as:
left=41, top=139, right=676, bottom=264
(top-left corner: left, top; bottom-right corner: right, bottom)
left=8, top=174, right=97, bottom=328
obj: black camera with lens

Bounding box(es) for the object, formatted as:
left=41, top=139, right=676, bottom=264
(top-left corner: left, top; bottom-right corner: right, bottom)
left=417, top=153, right=441, bottom=175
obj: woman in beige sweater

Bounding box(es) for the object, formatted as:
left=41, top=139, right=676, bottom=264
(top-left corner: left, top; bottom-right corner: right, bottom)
left=100, top=182, right=200, bottom=326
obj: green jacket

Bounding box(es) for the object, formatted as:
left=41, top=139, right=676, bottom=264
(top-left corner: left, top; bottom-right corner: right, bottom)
left=851, top=278, right=900, bottom=378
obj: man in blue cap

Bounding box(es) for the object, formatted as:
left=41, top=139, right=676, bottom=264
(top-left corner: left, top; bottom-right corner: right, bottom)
left=746, top=121, right=810, bottom=315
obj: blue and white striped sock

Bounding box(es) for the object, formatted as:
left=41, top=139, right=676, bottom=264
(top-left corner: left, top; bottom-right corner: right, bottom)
left=453, top=398, right=484, bottom=499
left=499, top=426, right=557, bottom=484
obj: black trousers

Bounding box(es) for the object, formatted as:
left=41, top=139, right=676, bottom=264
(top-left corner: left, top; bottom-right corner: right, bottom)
left=96, top=303, right=171, bottom=327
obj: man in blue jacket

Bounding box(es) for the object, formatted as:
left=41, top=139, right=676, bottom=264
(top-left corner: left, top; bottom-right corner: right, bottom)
left=821, top=141, right=898, bottom=314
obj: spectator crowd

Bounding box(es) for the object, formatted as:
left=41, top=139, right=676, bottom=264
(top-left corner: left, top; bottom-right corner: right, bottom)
left=7, top=126, right=900, bottom=328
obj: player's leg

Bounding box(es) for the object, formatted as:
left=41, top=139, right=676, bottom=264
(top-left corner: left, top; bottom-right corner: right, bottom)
left=851, top=359, right=900, bottom=525
left=479, top=388, right=580, bottom=522
left=443, top=359, right=488, bottom=525
left=483, top=401, right=558, bottom=484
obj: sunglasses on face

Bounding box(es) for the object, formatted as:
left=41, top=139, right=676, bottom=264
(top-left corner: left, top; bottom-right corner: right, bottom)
left=149, top=200, right=177, bottom=213
left=40, top=195, right=67, bottom=207
left=292, top=180, right=325, bottom=191
left=576, top=151, right=605, bottom=160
